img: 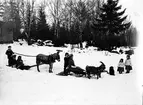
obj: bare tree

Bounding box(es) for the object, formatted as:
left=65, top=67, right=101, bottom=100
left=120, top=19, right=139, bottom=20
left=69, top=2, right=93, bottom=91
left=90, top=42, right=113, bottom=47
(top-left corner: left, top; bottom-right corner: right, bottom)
left=18, top=0, right=35, bottom=44
left=2, top=1, right=11, bottom=22
left=72, top=0, right=89, bottom=48
left=1, top=0, right=22, bottom=40
left=51, top=0, right=103, bottom=47
left=62, top=0, right=75, bottom=43
left=86, top=0, right=103, bottom=43
left=9, top=0, right=21, bottom=40
left=19, top=0, right=26, bottom=28
left=47, top=0, right=65, bottom=41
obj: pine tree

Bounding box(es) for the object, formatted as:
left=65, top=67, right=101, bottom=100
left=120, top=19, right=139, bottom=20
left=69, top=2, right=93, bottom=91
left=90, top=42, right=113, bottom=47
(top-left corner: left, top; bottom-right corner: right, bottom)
left=30, top=10, right=37, bottom=40
left=37, top=5, right=50, bottom=41
left=93, top=0, right=131, bottom=50
left=37, top=5, right=46, bottom=31
left=25, top=2, right=31, bottom=37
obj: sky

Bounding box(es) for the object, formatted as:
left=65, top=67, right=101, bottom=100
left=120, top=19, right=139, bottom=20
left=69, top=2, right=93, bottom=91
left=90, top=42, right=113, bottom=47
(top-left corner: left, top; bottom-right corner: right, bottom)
left=43, top=0, right=143, bottom=30
left=43, top=0, right=143, bottom=28
left=118, top=0, right=143, bottom=85
left=119, top=0, right=143, bottom=27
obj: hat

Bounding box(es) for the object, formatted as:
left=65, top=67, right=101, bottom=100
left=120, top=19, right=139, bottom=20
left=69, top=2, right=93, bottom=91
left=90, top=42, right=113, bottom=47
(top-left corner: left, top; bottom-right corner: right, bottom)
left=8, top=46, right=11, bottom=48
left=65, top=52, right=69, bottom=56
left=70, top=54, right=73, bottom=57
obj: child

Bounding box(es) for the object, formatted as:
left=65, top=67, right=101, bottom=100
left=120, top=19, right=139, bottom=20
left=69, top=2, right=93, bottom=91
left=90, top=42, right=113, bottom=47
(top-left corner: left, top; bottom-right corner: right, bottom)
left=117, top=58, right=124, bottom=74
left=5, top=46, right=14, bottom=66
left=125, top=55, right=132, bottom=73
left=67, top=54, right=75, bottom=69
left=16, top=56, right=24, bottom=70
left=11, top=55, right=17, bottom=68
left=64, top=52, right=70, bottom=75
left=16, top=56, right=31, bottom=70
left=65, top=54, right=76, bottom=75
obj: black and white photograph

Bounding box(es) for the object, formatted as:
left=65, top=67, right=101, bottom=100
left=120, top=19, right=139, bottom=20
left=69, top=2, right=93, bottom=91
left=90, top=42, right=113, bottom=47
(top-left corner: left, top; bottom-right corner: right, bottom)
left=0, top=0, right=142, bottom=105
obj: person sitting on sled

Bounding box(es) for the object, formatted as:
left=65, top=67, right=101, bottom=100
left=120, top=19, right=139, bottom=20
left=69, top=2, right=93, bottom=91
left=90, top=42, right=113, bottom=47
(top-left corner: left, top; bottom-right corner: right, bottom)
left=16, top=56, right=30, bottom=70
left=65, top=54, right=85, bottom=76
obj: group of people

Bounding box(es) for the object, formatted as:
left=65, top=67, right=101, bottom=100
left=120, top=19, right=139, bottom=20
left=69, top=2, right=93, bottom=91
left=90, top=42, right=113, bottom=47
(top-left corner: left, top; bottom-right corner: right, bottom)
left=64, top=52, right=132, bottom=76
left=64, top=52, right=106, bottom=76
left=117, top=54, right=132, bottom=74
left=99, top=54, right=132, bottom=76
left=5, top=46, right=30, bottom=70
left=5, top=45, right=132, bottom=75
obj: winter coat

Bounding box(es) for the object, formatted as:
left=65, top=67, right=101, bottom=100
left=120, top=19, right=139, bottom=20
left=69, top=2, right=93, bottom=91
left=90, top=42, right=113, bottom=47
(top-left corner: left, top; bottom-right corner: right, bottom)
left=68, top=58, right=75, bottom=68
left=16, top=59, right=24, bottom=68
left=5, top=49, right=14, bottom=59
left=125, top=59, right=132, bottom=66
left=64, top=56, right=70, bottom=69
left=11, top=58, right=17, bottom=66
left=118, top=62, right=124, bottom=68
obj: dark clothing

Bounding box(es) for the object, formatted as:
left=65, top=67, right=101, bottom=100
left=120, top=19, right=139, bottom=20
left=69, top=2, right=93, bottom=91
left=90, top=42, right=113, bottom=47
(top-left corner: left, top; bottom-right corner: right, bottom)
left=19, top=65, right=31, bottom=70
left=64, top=56, right=70, bottom=75
left=11, top=58, right=17, bottom=67
left=117, top=67, right=124, bottom=74
left=8, top=58, right=12, bottom=66
left=68, top=58, right=75, bottom=68
left=67, top=67, right=86, bottom=76
left=6, top=49, right=14, bottom=59
left=64, top=57, right=75, bottom=75
left=5, top=49, right=14, bottom=66
left=109, top=67, right=115, bottom=75
left=64, top=57, right=70, bottom=69
left=125, top=65, right=132, bottom=73
left=16, top=59, right=30, bottom=70
left=16, top=59, right=24, bottom=69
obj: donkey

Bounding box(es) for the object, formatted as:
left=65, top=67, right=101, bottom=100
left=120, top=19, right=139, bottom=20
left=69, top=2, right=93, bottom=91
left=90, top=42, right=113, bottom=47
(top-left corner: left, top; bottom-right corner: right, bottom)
left=36, top=50, right=61, bottom=73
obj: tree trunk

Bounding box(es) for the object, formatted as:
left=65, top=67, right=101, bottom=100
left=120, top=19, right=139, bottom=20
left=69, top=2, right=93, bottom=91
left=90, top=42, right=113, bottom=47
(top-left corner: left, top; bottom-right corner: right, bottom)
left=79, top=22, right=83, bottom=49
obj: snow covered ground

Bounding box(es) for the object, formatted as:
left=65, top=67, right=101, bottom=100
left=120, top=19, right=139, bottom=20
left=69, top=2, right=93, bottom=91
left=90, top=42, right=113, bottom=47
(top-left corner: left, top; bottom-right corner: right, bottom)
left=0, top=42, right=142, bottom=105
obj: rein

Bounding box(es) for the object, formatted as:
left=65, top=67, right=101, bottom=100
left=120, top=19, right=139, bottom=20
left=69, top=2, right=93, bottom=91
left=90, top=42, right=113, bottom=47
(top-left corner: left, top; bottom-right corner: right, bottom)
left=14, top=52, right=37, bottom=57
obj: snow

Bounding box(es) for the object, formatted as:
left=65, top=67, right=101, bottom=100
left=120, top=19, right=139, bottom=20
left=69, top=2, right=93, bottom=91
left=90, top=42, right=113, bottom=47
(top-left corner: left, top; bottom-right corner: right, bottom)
left=0, top=42, right=142, bottom=105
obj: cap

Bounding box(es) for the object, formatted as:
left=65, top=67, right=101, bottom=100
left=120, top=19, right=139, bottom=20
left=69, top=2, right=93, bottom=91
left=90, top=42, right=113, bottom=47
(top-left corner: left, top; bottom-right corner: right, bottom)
left=8, top=46, right=11, bottom=48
